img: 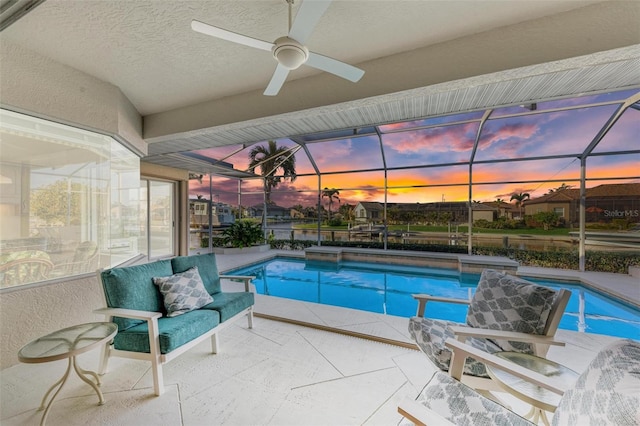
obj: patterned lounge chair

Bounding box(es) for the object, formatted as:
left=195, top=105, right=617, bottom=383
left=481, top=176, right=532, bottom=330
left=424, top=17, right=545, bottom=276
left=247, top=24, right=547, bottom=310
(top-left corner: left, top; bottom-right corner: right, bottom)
left=408, top=269, right=570, bottom=392
left=398, top=338, right=640, bottom=425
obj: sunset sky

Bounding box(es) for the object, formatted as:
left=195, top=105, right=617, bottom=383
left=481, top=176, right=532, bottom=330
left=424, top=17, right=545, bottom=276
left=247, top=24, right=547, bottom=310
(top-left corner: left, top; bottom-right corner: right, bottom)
left=189, top=89, right=639, bottom=208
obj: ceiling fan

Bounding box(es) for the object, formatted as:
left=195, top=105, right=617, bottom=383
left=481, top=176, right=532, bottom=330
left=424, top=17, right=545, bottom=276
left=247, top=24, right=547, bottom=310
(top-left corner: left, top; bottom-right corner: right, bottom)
left=191, top=0, right=364, bottom=96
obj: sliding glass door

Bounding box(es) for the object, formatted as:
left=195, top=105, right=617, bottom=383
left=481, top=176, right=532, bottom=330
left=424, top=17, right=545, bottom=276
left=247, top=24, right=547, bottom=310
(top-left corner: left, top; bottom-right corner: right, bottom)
left=140, top=179, right=176, bottom=259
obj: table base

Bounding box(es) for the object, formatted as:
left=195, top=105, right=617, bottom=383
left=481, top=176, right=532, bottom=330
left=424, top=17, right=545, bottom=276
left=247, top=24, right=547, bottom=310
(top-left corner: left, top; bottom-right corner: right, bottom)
left=523, top=405, right=551, bottom=426
left=38, top=356, right=105, bottom=426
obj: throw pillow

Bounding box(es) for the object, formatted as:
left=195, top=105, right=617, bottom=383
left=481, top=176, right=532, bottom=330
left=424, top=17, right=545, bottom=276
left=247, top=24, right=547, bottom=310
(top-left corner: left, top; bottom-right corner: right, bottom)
left=153, top=266, right=213, bottom=317
left=466, top=269, right=557, bottom=353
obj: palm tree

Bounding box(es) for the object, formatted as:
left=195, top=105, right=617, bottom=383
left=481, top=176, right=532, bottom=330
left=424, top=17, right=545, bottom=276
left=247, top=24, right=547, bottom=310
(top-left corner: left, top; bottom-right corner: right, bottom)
left=321, top=188, right=340, bottom=221
left=510, top=192, right=530, bottom=218
left=547, top=183, right=574, bottom=194
left=339, top=203, right=355, bottom=223
left=248, top=140, right=297, bottom=204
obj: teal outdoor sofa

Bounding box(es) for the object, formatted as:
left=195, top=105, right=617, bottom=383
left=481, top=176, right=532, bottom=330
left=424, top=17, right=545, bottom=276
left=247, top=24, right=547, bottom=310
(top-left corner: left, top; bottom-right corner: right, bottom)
left=95, top=253, right=255, bottom=396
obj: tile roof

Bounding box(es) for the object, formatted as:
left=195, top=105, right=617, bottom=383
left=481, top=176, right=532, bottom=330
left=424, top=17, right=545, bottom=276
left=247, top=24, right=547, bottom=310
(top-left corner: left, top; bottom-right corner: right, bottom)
left=526, top=183, right=640, bottom=204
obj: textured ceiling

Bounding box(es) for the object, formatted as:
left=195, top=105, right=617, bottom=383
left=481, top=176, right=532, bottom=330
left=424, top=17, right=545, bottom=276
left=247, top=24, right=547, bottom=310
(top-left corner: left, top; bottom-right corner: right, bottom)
left=1, top=0, right=606, bottom=115
left=2, top=0, right=640, bottom=169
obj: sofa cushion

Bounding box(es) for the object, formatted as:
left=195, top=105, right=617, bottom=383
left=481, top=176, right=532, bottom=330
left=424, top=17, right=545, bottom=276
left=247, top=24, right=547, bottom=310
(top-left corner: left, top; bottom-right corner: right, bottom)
left=153, top=266, right=213, bottom=317
left=466, top=269, right=557, bottom=353
left=100, top=259, right=173, bottom=331
left=113, top=309, right=221, bottom=354
left=202, top=291, right=255, bottom=322
left=172, top=253, right=221, bottom=294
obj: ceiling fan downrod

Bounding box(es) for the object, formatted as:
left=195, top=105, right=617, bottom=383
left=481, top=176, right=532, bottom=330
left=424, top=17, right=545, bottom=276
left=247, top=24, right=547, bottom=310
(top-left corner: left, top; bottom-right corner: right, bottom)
left=287, top=0, right=294, bottom=32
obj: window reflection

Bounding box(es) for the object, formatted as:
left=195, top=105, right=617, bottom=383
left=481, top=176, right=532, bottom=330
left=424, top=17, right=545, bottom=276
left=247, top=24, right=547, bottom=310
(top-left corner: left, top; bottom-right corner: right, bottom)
left=0, top=109, right=140, bottom=288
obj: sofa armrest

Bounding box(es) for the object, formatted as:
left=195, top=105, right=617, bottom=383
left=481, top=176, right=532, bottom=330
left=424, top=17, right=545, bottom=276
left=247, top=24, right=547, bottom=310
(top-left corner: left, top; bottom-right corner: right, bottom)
left=398, top=397, right=455, bottom=426
left=94, top=306, right=163, bottom=381
left=412, top=293, right=471, bottom=318
left=220, top=274, right=255, bottom=292
left=94, top=307, right=162, bottom=321
left=449, top=326, right=566, bottom=347
left=445, top=338, right=566, bottom=395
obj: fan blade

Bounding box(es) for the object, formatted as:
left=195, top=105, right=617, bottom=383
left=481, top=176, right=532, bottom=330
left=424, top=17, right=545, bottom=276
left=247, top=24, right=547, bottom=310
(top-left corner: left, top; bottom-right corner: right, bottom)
left=191, top=20, right=273, bottom=51
left=288, top=0, right=332, bottom=44
left=264, top=64, right=290, bottom=96
left=306, top=52, right=364, bottom=82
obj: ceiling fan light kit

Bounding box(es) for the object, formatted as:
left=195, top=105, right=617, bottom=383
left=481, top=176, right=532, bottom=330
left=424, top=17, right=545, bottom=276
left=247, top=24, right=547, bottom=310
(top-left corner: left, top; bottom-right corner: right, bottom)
left=191, top=0, right=364, bottom=96
left=272, top=37, right=308, bottom=70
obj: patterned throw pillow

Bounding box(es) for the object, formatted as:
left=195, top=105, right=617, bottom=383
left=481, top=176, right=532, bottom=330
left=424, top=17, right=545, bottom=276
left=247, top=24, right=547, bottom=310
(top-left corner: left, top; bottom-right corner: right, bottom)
left=466, top=269, right=557, bottom=353
left=153, top=266, right=213, bottom=317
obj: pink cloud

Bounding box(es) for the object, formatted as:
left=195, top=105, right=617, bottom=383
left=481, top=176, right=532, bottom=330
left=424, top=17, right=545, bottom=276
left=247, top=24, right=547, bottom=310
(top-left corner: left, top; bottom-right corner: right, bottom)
left=478, top=122, right=539, bottom=153
left=387, top=123, right=477, bottom=154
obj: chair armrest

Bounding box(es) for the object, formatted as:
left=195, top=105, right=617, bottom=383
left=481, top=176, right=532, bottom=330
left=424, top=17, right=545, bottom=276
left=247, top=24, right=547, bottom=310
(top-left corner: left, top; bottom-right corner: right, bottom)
left=220, top=274, right=255, bottom=292
left=397, top=397, right=455, bottom=426
left=445, top=338, right=566, bottom=395
left=412, top=294, right=470, bottom=317
left=94, top=307, right=162, bottom=321
left=449, top=326, right=566, bottom=347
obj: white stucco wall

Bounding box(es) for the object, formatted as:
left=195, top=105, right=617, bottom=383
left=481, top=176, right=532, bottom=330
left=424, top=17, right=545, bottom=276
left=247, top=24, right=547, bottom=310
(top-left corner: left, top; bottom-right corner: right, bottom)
left=0, top=41, right=147, bottom=369
left=0, top=275, right=106, bottom=369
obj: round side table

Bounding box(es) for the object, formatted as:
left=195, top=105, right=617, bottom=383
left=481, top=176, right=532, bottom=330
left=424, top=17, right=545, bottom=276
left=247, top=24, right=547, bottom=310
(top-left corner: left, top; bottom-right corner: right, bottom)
left=18, top=322, right=118, bottom=426
left=486, top=351, right=578, bottom=426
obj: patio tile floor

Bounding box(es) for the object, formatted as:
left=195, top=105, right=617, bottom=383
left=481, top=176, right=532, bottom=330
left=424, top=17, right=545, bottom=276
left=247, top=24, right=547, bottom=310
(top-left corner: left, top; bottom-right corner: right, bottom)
left=0, top=250, right=630, bottom=425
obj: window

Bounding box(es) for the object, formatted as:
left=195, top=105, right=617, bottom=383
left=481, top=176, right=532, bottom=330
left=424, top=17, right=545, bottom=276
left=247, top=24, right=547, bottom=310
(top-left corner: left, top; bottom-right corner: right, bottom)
left=554, top=207, right=565, bottom=216
left=0, top=109, right=140, bottom=288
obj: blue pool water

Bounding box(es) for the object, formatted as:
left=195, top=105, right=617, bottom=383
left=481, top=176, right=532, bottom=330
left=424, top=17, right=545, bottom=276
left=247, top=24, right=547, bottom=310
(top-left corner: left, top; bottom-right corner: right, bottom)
left=228, top=257, right=640, bottom=340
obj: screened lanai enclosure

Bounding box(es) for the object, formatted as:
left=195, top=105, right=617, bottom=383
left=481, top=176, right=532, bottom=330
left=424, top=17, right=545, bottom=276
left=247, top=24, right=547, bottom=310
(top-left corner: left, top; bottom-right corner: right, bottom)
left=175, top=89, right=639, bottom=271
left=1, top=89, right=639, bottom=289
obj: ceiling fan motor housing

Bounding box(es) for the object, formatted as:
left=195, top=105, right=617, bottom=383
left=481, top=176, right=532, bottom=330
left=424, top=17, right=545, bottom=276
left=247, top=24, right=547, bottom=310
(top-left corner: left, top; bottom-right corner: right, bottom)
left=272, top=36, right=309, bottom=69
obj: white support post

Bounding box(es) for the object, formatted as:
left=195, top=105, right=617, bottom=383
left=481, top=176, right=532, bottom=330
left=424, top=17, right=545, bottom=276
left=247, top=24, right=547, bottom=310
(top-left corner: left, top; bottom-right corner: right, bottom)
left=211, top=333, right=219, bottom=354
left=247, top=308, right=254, bottom=329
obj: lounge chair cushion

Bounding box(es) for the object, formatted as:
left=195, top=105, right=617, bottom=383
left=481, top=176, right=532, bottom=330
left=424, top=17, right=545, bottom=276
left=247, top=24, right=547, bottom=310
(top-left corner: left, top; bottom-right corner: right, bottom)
left=552, top=339, right=640, bottom=426
left=466, top=269, right=557, bottom=353
left=172, top=253, right=221, bottom=294
left=100, top=259, right=173, bottom=331
left=408, top=317, right=501, bottom=377
left=153, top=266, right=213, bottom=317
left=113, top=309, right=220, bottom=354
left=415, top=371, right=533, bottom=426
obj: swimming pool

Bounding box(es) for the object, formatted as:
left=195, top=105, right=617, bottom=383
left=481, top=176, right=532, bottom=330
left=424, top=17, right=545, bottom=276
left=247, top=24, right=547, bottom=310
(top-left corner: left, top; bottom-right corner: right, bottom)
left=228, top=257, right=640, bottom=340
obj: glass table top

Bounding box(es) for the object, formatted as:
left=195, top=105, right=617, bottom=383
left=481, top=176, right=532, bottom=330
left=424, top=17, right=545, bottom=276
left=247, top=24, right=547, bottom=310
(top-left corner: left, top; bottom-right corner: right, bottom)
left=487, top=351, right=579, bottom=411
left=18, top=322, right=117, bottom=363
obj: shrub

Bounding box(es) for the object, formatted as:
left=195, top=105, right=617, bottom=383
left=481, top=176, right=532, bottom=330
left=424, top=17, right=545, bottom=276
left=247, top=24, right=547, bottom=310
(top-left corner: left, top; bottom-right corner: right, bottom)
left=221, top=221, right=264, bottom=248
left=327, top=217, right=343, bottom=226
left=472, top=245, right=640, bottom=273
left=474, top=219, right=492, bottom=229
left=269, top=239, right=315, bottom=250
left=201, top=236, right=225, bottom=248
